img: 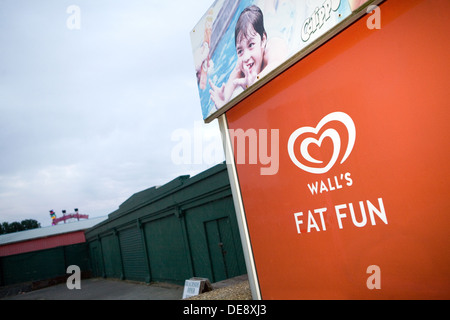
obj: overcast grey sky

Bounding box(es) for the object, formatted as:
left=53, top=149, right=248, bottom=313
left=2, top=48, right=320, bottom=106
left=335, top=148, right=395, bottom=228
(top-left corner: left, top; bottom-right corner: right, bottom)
left=0, top=0, right=224, bottom=226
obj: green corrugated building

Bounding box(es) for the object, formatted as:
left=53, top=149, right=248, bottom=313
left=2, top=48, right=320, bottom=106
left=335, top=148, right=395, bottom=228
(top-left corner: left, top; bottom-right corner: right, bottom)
left=85, top=163, right=247, bottom=285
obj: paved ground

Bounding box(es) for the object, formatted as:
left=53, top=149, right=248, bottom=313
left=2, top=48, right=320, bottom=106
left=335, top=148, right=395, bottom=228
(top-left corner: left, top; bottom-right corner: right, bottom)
left=2, top=278, right=184, bottom=300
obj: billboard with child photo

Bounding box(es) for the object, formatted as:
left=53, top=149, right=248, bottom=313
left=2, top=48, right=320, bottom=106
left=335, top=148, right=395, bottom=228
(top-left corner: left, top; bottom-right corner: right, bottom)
left=191, top=0, right=369, bottom=122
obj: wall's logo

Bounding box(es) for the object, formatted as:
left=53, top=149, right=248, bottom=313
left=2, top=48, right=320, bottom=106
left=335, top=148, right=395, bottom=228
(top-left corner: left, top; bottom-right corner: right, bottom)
left=288, top=112, right=356, bottom=174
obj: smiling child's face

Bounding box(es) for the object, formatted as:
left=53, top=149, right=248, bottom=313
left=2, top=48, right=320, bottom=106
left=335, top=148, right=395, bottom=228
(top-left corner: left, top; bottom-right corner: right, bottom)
left=236, top=26, right=266, bottom=78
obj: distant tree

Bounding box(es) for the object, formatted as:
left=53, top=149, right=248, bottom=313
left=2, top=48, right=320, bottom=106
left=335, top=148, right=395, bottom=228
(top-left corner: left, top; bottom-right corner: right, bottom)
left=0, top=219, right=41, bottom=235
left=21, top=219, right=41, bottom=230
left=8, top=222, right=24, bottom=233
left=0, top=222, right=8, bottom=234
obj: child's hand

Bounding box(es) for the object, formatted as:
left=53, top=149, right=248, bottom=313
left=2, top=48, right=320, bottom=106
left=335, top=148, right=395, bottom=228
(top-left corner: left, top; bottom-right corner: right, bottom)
left=209, top=64, right=243, bottom=109
left=233, top=63, right=257, bottom=90
left=209, top=80, right=226, bottom=109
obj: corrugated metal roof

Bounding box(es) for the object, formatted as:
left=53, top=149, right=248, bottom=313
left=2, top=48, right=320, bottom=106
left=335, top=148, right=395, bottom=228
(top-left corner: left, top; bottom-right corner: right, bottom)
left=0, top=216, right=107, bottom=246
left=118, top=175, right=190, bottom=213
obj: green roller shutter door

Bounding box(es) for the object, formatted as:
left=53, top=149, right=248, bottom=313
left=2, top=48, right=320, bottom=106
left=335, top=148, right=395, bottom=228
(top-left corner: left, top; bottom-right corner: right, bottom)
left=119, top=227, right=148, bottom=282
left=101, top=234, right=122, bottom=279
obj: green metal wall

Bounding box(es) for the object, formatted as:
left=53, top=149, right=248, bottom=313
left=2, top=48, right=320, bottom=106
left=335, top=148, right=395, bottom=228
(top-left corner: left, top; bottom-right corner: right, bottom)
left=85, top=163, right=247, bottom=285
left=0, top=243, right=89, bottom=287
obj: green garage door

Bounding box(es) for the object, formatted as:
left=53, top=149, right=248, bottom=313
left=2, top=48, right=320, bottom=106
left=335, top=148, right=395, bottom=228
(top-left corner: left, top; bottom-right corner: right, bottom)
left=205, top=217, right=242, bottom=282
left=119, top=227, right=148, bottom=282
left=185, top=197, right=246, bottom=283
left=89, top=241, right=104, bottom=278
left=101, top=234, right=122, bottom=279
left=144, top=215, right=190, bottom=284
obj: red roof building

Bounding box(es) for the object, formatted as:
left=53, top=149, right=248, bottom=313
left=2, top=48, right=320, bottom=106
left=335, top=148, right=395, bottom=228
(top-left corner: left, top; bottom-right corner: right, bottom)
left=0, top=216, right=107, bottom=257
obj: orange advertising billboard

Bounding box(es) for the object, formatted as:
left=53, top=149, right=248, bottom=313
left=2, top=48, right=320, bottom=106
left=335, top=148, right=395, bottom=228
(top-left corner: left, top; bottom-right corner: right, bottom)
left=223, top=0, right=450, bottom=299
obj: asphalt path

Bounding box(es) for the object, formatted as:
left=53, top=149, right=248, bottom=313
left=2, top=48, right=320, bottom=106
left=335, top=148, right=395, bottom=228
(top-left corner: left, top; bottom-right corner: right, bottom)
left=2, top=278, right=184, bottom=300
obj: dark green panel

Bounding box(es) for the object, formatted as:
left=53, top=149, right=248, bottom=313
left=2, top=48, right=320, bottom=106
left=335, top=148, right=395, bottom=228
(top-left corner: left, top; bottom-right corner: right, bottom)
left=217, top=217, right=241, bottom=279
left=0, top=259, right=3, bottom=286
left=101, top=234, right=122, bottom=279
left=2, top=247, right=65, bottom=286
left=64, top=243, right=90, bottom=272
left=186, top=197, right=247, bottom=282
left=119, top=227, right=148, bottom=282
left=205, top=219, right=227, bottom=282
left=89, top=241, right=104, bottom=278
left=0, top=244, right=90, bottom=287
left=185, top=206, right=212, bottom=280
left=144, top=215, right=190, bottom=284
left=204, top=217, right=243, bottom=282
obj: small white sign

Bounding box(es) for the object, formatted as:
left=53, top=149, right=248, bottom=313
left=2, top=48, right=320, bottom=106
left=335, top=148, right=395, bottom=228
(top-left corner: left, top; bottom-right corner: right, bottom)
left=182, top=280, right=202, bottom=299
